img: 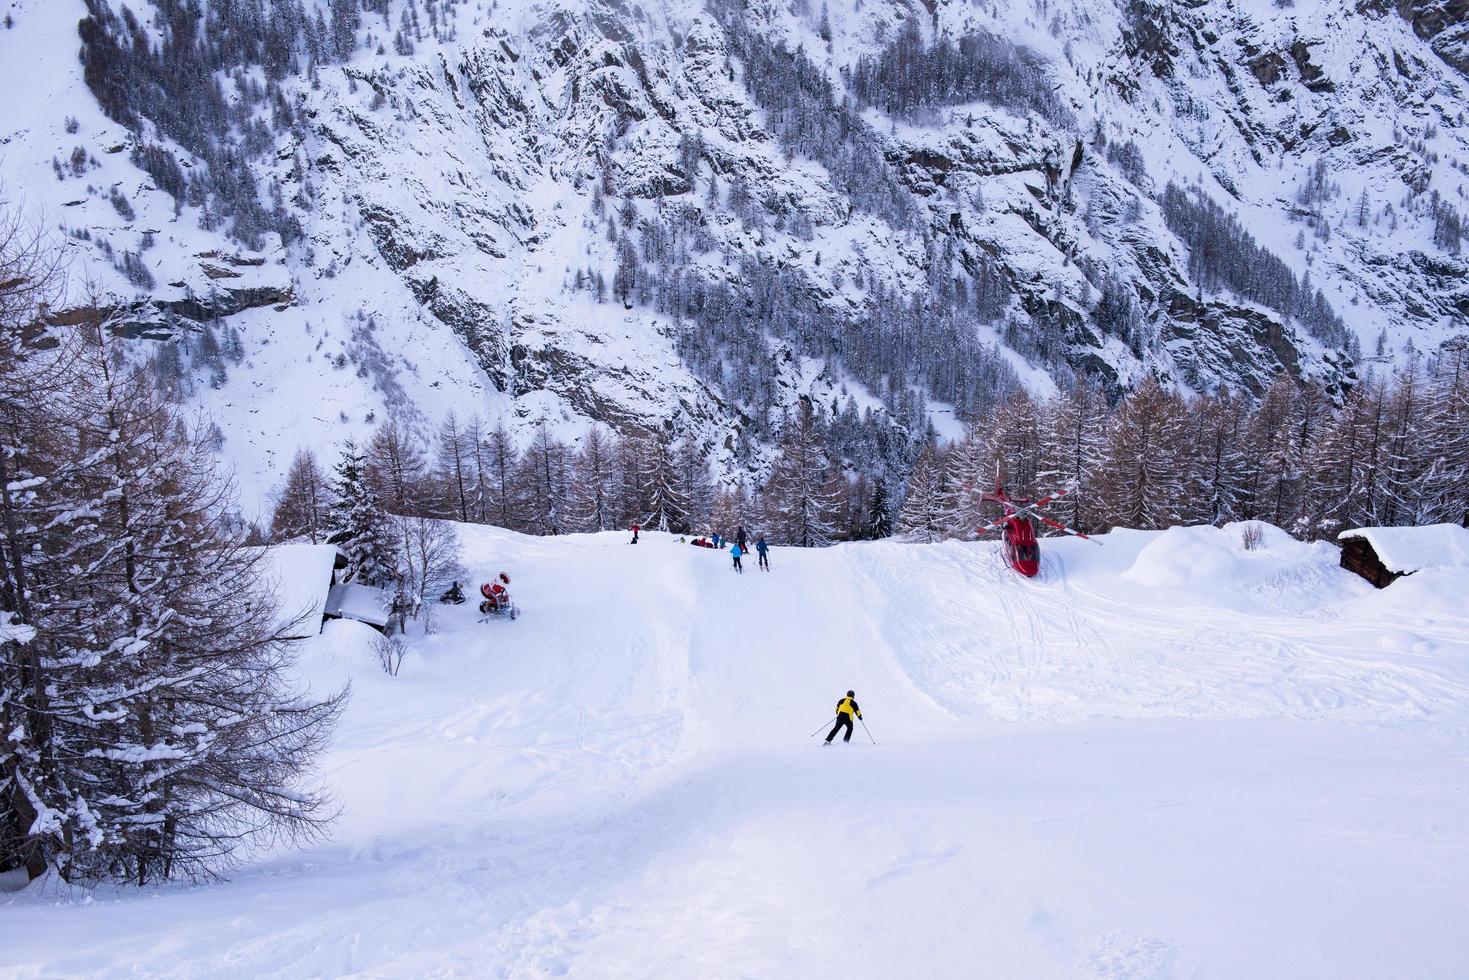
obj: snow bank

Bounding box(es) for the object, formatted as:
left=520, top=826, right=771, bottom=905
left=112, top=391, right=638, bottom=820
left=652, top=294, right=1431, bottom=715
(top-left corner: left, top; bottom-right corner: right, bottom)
left=1342, top=567, right=1469, bottom=626
left=1122, top=525, right=1242, bottom=591
left=1119, top=524, right=1346, bottom=612
left=1339, top=523, right=1469, bottom=574
left=316, top=617, right=385, bottom=667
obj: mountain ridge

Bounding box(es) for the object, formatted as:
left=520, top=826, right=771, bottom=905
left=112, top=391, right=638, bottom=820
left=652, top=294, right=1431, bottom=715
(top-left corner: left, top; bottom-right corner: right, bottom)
left=1, top=0, right=1466, bottom=507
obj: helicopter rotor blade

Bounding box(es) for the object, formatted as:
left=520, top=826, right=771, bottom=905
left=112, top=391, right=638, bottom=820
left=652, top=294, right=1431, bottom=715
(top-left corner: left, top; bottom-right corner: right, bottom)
left=1025, top=486, right=1075, bottom=511
left=1030, top=512, right=1101, bottom=544
left=975, top=516, right=1009, bottom=535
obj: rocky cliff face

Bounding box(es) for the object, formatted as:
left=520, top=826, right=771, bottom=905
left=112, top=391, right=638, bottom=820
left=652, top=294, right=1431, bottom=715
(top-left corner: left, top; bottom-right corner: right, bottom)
left=2, top=0, right=1466, bottom=504
left=1391, top=0, right=1469, bottom=76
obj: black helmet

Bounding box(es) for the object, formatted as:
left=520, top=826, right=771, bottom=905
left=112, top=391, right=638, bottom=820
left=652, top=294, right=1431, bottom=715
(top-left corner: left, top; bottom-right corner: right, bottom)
left=846, top=690, right=855, bottom=698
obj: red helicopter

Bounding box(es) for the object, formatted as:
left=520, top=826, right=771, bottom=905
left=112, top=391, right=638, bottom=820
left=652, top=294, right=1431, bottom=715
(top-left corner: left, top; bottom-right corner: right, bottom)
left=977, top=478, right=1096, bottom=577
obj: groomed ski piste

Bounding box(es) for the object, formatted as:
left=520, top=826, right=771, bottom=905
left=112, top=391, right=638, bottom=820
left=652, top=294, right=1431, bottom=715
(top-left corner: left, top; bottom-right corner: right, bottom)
left=4, top=523, right=1468, bottom=978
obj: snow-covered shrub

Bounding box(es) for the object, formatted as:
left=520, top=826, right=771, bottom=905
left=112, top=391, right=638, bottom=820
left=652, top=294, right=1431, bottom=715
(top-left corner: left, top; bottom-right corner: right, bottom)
left=373, top=632, right=407, bottom=676
left=1241, top=523, right=1264, bottom=552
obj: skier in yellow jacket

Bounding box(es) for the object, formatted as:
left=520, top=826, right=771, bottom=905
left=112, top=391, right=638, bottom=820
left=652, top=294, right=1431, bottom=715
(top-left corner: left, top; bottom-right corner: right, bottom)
left=824, top=691, right=862, bottom=745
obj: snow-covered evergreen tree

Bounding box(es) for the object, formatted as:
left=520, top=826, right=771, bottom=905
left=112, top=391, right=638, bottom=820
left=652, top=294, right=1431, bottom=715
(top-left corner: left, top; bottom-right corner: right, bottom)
left=1184, top=389, right=1250, bottom=526
left=1240, top=376, right=1307, bottom=529
left=367, top=419, right=428, bottom=515
left=1378, top=367, right=1427, bottom=528
left=614, top=433, right=652, bottom=529
left=765, top=401, right=839, bottom=547
left=831, top=471, right=870, bottom=541
left=479, top=422, right=519, bottom=529
left=1037, top=377, right=1107, bottom=534
left=896, top=445, right=954, bottom=542
left=270, top=447, right=328, bottom=543
left=947, top=433, right=991, bottom=539
left=710, top=480, right=753, bottom=540
left=1421, top=350, right=1469, bottom=526
left=5, top=329, right=344, bottom=884
left=327, top=440, right=394, bottom=585
left=0, top=388, right=74, bottom=880
left=435, top=412, right=474, bottom=523
left=640, top=433, right=686, bottom=533
left=569, top=427, right=616, bottom=532
left=862, top=479, right=894, bottom=540
left=1096, top=377, right=1189, bottom=529
left=518, top=422, right=569, bottom=535
left=1304, top=380, right=1373, bottom=537
left=61, top=346, right=344, bottom=882
left=1, top=232, right=88, bottom=881
left=990, top=389, right=1043, bottom=498
left=673, top=435, right=713, bottom=534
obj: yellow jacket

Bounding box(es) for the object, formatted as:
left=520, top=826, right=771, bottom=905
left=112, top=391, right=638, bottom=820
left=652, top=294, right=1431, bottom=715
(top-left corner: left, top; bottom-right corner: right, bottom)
left=836, top=696, right=862, bottom=719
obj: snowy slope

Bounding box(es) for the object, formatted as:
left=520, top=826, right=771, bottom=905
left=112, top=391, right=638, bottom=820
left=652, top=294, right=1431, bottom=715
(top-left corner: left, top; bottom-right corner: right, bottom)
left=3, top=525, right=1467, bottom=977
left=4, top=0, right=1469, bottom=508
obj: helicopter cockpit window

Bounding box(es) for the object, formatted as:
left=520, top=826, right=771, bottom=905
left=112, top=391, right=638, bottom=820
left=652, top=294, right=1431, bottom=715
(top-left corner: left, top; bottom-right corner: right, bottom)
left=1018, top=545, right=1039, bottom=562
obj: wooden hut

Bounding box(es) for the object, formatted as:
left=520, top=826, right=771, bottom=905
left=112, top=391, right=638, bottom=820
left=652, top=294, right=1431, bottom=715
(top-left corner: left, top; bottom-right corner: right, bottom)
left=1337, top=524, right=1469, bottom=589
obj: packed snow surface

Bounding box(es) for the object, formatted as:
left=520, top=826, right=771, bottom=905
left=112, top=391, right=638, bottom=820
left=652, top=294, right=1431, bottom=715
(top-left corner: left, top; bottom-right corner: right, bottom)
left=4, top=525, right=1468, bottom=977
left=1338, top=523, right=1469, bottom=574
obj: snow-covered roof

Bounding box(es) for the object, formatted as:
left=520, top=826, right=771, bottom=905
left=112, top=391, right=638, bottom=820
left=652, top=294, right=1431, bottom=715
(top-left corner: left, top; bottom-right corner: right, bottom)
left=1338, top=524, right=1469, bottom=575
left=255, top=543, right=341, bottom=631
left=324, top=583, right=393, bottom=627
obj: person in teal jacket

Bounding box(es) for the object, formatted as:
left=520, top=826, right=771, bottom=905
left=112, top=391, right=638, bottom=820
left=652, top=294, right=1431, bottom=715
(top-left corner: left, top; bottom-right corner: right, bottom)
left=730, top=543, right=744, bottom=573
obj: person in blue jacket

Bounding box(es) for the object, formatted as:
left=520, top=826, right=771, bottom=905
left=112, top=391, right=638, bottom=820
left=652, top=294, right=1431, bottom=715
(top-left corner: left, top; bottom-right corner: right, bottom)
left=755, top=536, right=769, bottom=571
left=730, top=542, right=744, bottom=573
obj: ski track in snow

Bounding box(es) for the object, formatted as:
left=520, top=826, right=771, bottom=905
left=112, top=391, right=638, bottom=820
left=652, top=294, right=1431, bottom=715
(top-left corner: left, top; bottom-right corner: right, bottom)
left=3, top=526, right=1469, bottom=978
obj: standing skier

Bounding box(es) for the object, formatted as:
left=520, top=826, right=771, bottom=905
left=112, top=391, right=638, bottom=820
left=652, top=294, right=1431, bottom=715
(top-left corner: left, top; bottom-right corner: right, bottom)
left=824, top=691, right=861, bottom=744
left=736, top=525, right=749, bottom=553
left=730, top=542, right=744, bottom=573
left=630, top=523, right=640, bottom=544
left=755, top=536, right=769, bottom=571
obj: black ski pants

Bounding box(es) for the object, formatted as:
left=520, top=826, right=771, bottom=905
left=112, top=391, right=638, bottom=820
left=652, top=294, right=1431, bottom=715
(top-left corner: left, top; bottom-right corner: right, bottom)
left=826, top=715, right=853, bottom=743
left=757, top=551, right=769, bottom=570
left=733, top=554, right=743, bottom=572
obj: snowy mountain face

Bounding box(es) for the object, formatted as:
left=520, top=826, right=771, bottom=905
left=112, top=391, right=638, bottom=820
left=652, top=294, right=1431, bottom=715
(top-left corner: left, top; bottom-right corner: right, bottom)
left=2, top=0, right=1467, bottom=507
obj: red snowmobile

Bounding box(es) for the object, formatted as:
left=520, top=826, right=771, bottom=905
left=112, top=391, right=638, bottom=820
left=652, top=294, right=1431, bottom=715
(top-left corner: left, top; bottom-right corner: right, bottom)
left=478, top=573, right=518, bottom=620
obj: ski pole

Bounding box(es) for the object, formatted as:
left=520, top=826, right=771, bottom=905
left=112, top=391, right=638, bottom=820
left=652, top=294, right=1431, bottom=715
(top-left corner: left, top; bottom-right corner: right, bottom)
left=859, top=718, right=876, bottom=745
left=810, top=716, right=837, bottom=738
